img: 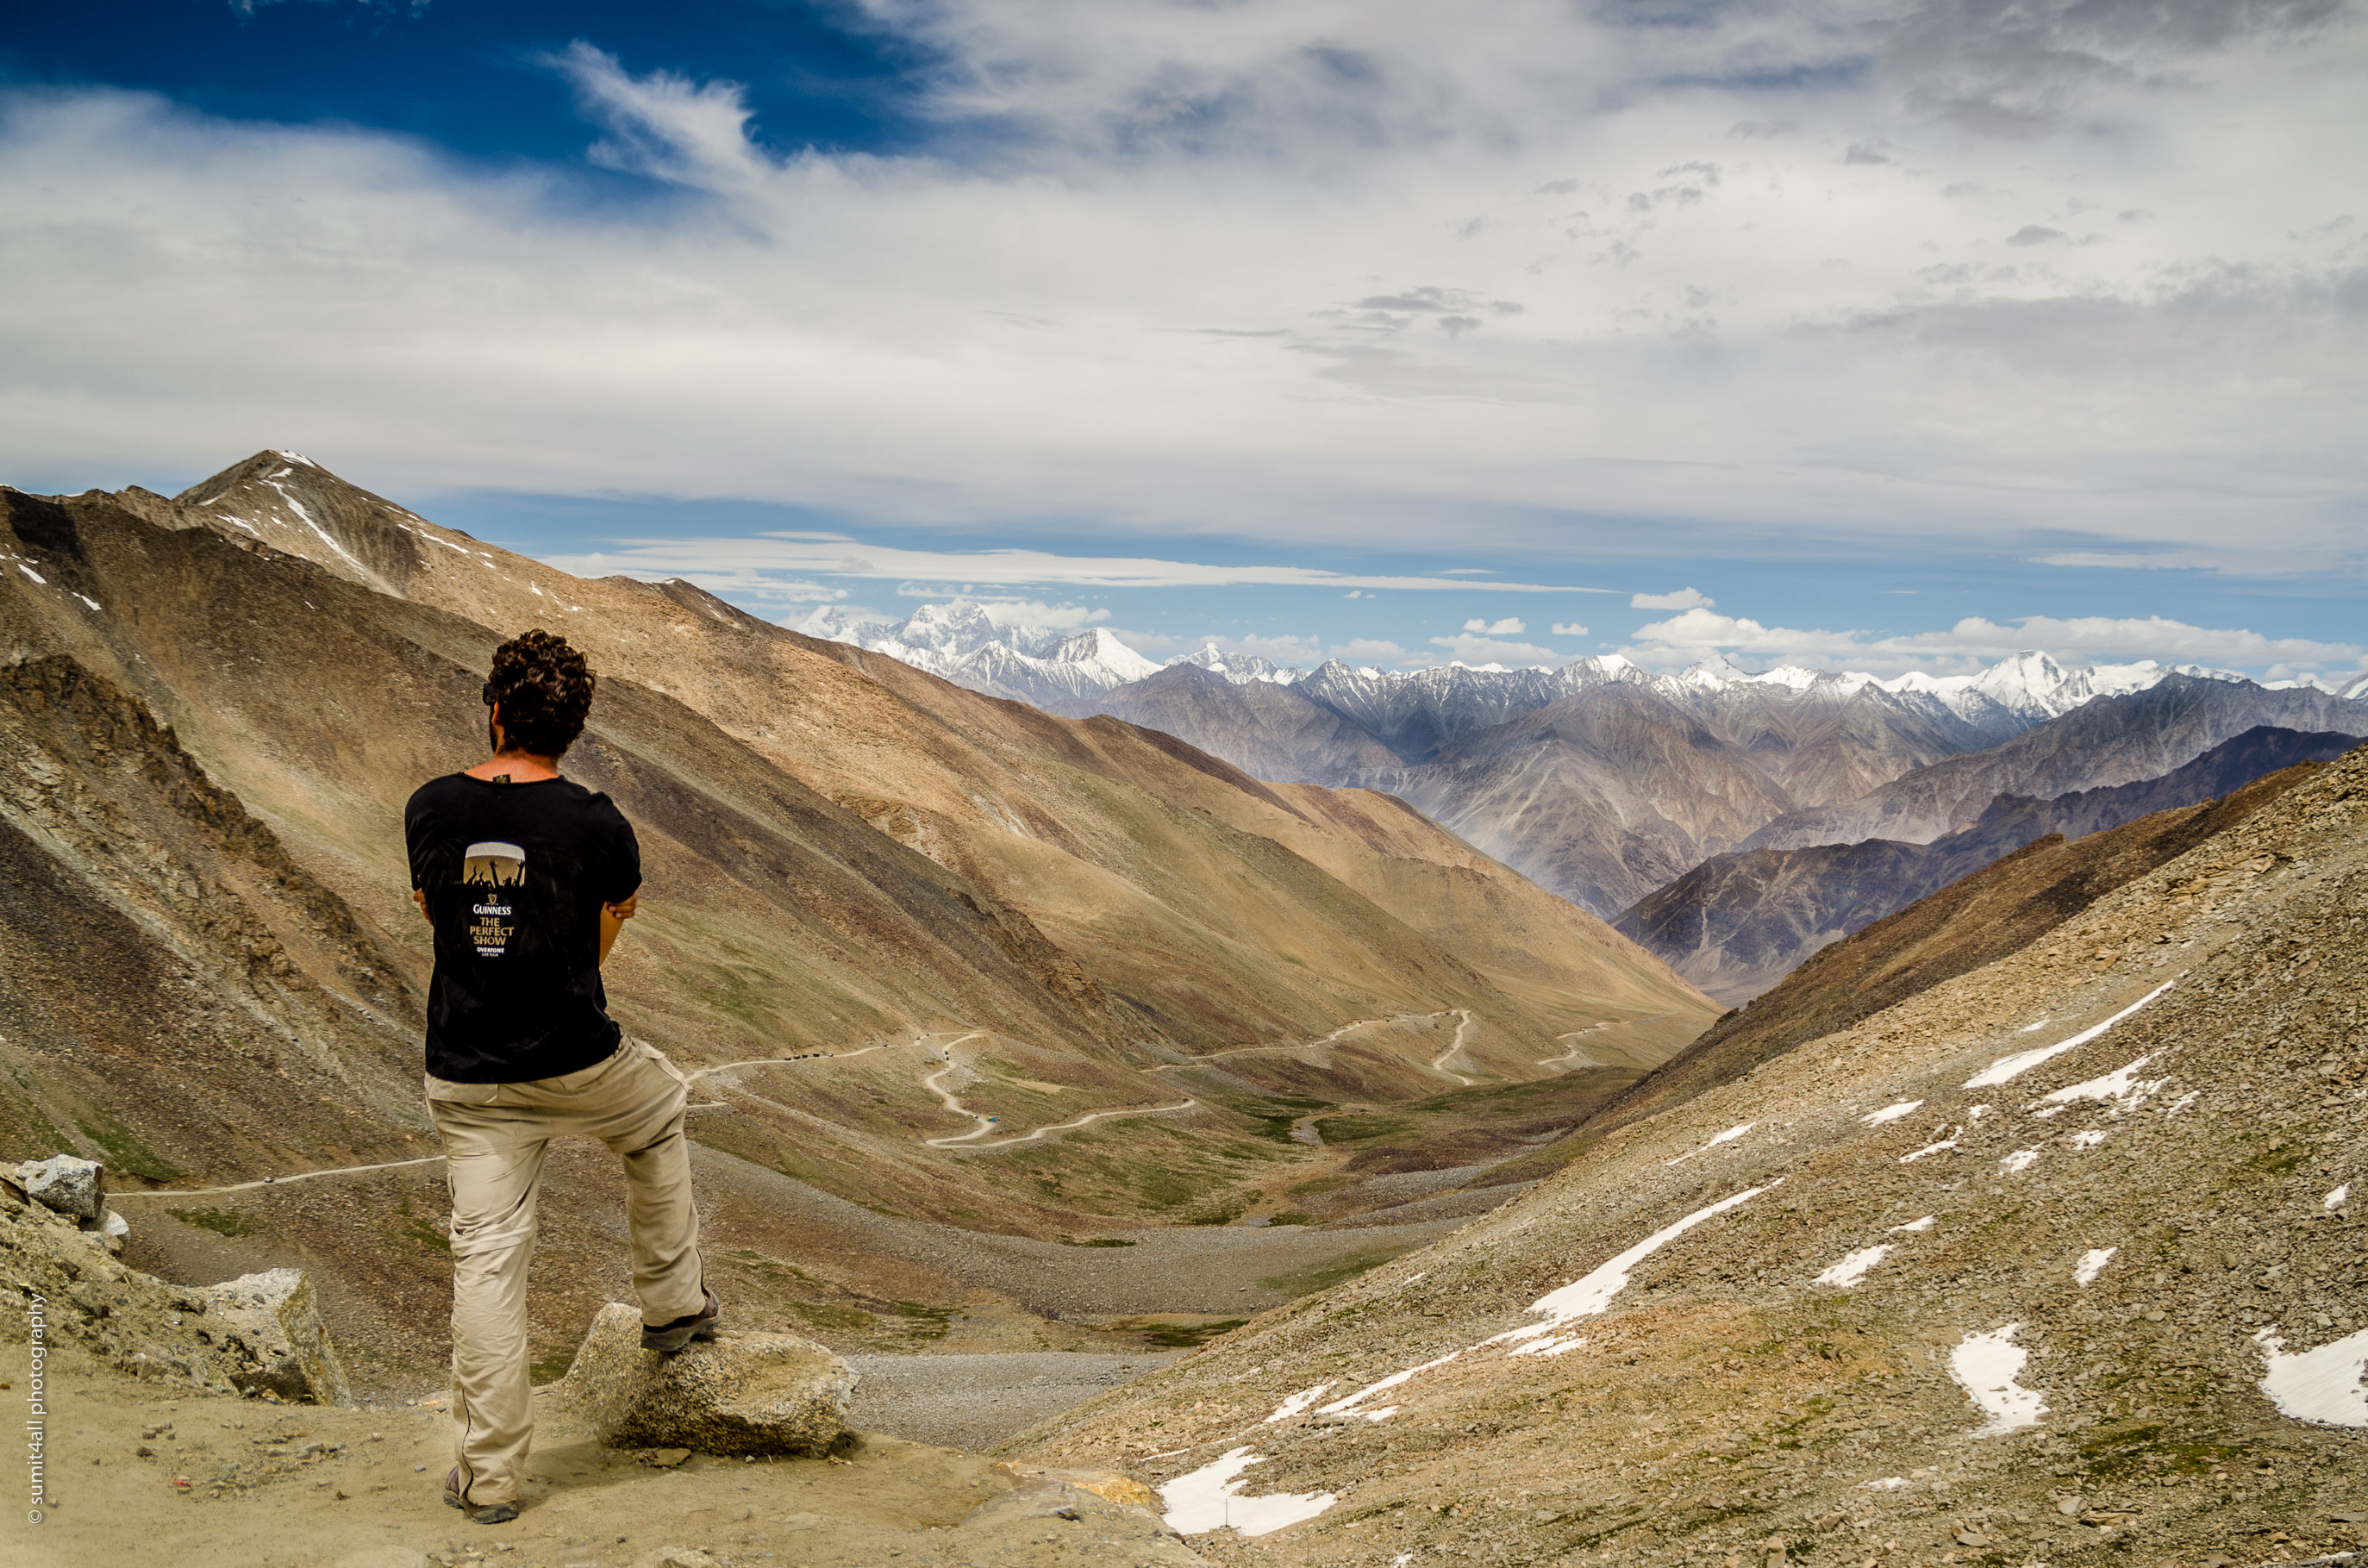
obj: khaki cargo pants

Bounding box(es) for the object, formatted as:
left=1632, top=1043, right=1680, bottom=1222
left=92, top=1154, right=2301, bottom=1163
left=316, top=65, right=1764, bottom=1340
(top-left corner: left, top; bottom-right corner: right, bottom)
left=425, top=1037, right=706, bottom=1509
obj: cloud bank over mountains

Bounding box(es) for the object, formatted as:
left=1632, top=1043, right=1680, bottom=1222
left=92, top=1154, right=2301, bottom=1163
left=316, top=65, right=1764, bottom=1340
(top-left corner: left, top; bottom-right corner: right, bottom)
left=3, top=0, right=2361, bottom=577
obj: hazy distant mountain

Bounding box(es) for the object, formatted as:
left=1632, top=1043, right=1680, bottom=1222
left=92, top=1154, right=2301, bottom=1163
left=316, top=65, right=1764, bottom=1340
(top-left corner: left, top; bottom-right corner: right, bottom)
left=803, top=600, right=2238, bottom=744
left=1618, top=725, right=2362, bottom=1001
left=1078, top=662, right=1399, bottom=784
left=801, top=601, right=2365, bottom=921
left=1740, top=675, right=2368, bottom=852
left=1086, top=652, right=2167, bottom=915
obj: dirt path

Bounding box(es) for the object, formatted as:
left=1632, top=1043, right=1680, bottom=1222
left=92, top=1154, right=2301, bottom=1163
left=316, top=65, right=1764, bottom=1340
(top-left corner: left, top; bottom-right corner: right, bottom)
left=108, top=1154, right=448, bottom=1201
left=917, top=1032, right=1196, bottom=1150
left=1428, top=1009, right=1478, bottom=1086
left=1141, top=1011, right=1446, bottom=1076
left=1535, top=1014, right=1678, bottom=1071
left=116, top=1028, right=1207, bottom=1199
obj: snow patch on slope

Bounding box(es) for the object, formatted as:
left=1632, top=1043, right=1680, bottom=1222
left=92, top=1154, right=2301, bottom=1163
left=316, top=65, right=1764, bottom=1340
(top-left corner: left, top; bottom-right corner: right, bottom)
left=1951, top=1325, right=2048, bottom=1436
left=1813, top=1245, right=1894, bottom=1288
left=1965, top=981, right=2175, bottom=1089
left=1160, top=1446, right=1339, bottom=1536
left=2252, top=1327, right=2368, bottom=1427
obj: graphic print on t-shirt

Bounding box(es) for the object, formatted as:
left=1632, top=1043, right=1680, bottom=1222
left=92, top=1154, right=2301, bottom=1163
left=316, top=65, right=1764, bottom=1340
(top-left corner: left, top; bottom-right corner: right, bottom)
left=461, top=840, right=526, bottom=957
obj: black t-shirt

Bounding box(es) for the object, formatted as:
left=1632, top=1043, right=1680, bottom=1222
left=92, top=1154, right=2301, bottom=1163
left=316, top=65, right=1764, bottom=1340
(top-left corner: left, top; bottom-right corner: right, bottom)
left=403, top=773, right=642, bottom=1083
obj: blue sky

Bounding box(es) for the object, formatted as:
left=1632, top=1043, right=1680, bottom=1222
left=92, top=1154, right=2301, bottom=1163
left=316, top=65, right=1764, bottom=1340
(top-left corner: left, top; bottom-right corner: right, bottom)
left=3, top=0, right=2364, bottom=678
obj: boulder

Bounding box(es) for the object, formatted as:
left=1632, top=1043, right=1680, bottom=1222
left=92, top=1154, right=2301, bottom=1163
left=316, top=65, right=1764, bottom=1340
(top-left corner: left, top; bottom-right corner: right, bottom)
left=20, top=1154, right=104, bottom=1221
left=548, top=1303, right=853, bottom=1456
left=0, top=1187, right=349, bottom=1402
left=201, top=1268, right=353, bottom=1406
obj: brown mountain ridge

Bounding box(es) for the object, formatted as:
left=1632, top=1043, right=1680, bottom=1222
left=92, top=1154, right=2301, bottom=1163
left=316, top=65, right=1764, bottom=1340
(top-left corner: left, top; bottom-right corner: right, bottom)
left=0, top=454, right=1716, bottom=1391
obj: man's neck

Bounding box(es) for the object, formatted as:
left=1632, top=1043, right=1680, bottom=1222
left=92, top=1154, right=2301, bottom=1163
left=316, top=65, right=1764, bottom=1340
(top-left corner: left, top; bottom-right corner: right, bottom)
left=465, top=751, right=561, bottom=784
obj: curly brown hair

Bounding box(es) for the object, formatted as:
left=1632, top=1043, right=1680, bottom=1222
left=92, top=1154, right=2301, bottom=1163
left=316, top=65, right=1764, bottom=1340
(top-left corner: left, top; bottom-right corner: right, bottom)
left=484, top=629, right=596, bottom=758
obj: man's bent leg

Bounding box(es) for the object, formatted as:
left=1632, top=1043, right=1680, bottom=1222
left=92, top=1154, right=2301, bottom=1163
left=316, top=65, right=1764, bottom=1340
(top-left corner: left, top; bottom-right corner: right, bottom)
left=431, top=1091, right=549, bottom=1509
left=578, top=1040, right=705, bottom=1326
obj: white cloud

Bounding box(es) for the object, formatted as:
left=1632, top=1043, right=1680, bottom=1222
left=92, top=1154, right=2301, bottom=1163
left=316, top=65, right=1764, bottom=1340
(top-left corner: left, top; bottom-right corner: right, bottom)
left=551, top=43, right=772, bottom=196
left=589, top=567, right=849, bottom=609
left=1427, top=631, right=1566, bottom=665
left=0, top=3, right=2362, bottom=583
left=975, top=599, right=1111, bottom=634
left=1619, top=607, right=2365, bottom=677
left=539, top=535, right=1607, bottom=594
left=1630, top=588, right=1713, bottom=610
left=1463, top=615, right=1526, bottom=634
left=1550, top=621, right=1589, bottom=636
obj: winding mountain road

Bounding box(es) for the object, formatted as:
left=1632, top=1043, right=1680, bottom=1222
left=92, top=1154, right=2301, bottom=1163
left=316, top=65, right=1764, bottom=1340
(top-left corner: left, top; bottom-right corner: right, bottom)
left=1429, top=1009, right=1478, bottom=1086
left=917, top=1032, right=1197, bottom=1149
left=115, top=1030, right=1205, bottom=1198
left=1141, top=1011, right=1451, bottom=1077
left=105, top=1006, right=1508, bottom=1199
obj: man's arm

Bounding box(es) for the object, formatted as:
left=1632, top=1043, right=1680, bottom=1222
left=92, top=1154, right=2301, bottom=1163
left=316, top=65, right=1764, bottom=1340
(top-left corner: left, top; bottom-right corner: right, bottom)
left=598, top=893, right=638, bottom=965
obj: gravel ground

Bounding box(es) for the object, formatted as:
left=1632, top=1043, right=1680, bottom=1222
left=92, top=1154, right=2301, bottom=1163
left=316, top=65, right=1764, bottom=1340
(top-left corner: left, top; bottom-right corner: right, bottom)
left=695, top=1145, right=1469, bottom=1315
left=845, top=1351, right=1183, bottom=1450
left=1321, top=1178, right=1540, bottom=1228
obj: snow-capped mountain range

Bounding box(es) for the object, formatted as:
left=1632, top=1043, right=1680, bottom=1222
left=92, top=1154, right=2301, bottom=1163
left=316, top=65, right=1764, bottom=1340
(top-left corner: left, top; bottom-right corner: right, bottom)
left=800, top=602, right=1161, bottom=708
left=797, top=599, right=2288, bottom=728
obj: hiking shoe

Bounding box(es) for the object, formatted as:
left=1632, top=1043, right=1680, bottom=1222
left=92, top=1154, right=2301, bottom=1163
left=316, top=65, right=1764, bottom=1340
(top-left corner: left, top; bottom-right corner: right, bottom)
left=443, top=1466, right=520, bottom=1525
left=641, top=1288, right=722, bottom=1354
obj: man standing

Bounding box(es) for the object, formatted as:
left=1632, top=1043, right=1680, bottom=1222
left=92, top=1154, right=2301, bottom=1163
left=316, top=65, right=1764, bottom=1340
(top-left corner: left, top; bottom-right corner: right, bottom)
left=405, top=629, right=719, bottom=1525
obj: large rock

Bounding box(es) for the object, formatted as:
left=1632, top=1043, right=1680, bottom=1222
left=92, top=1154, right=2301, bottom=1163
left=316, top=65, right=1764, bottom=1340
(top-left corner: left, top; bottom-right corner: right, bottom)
left=202, top=1268, right=352, bottom=1405
left=19, top=1154, right=104, bottom=1221
left=549, top=1303, right=853, bottom=1455
left=0, top=1185, right=349, bottom=1403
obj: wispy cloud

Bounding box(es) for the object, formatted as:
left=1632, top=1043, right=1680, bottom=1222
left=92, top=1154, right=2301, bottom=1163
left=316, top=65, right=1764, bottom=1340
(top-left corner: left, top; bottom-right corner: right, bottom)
left=548, top=41, right=772, bottom=194
left=540, top=536, right=1614, bottom=595
left=1631, top=588, right=1713, bottom=610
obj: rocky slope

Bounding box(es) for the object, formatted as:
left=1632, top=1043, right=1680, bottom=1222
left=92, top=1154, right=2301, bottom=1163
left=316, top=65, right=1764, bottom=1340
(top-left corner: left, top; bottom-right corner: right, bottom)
left=1620, top=727, right=2361, bottom=1003
left=1588, top=756, right=2336, bottom=1146
left=1010, top=739, right=2368, bottom=1568
left=0, top=456, right=1716, bottom=1393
